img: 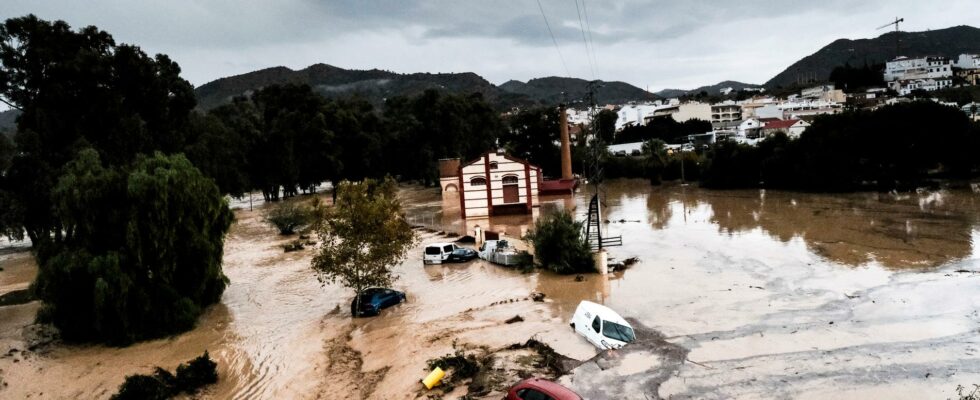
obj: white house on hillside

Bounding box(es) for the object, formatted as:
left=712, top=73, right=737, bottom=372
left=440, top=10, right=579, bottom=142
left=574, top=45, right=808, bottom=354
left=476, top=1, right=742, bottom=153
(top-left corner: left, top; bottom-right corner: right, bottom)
left=884, top=56, right=953, bottom=82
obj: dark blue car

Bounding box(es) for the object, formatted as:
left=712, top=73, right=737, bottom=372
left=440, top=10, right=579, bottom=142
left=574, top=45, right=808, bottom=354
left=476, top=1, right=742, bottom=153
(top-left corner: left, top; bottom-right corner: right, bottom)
left=446, top=247, right=478, bottom=263
left=350, top=288, right=406, bottom=317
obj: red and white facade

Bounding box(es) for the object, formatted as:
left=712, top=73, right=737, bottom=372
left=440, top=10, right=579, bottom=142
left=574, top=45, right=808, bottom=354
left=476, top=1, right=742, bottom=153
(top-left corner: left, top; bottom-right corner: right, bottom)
left=457, top=151, right=540, bottom=219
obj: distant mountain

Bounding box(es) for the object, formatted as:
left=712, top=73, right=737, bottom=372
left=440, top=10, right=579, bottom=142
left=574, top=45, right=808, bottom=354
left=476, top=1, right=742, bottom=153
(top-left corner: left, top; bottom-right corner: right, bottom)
left=195, top=64, right=656, bottom=110
left=654, top=81, right=761, bottom=98
left=0, top=109, right=19, bottom=136
left=499, top=77, right=656, bottom=105
left=765, top=25, right=980, bottom=88
left=195, top=63, right=517, bottom=110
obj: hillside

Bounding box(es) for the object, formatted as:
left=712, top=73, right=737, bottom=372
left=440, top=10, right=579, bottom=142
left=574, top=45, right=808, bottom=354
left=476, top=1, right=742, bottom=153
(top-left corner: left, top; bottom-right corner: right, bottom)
left=654, top=80, right=761, bottom=98
left=0, top=109, right=19, bottom=136
left=499, top=77, right=656, bottom=105
left=195, top=63, right=515, bottom=109
left=765, top=25, right=980, bottom=88
left=195, top=64, right=656, bottom=110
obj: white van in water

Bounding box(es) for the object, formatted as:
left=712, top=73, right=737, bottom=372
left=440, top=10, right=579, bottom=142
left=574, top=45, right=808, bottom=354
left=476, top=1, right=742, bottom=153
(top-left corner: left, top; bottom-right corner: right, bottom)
left=570, top=301, right=636, bottom=350
left=423, top=242, right=457, bottom=264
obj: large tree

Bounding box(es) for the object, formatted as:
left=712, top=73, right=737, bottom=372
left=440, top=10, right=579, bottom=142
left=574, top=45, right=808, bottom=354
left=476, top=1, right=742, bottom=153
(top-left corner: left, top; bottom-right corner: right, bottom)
left=502, top=107, right=562, bottom=176
left=311, top=177, right=415, bottom=316
left=210, top=84, right=339, bottom=201
left=0, top=15, right=196, bottom=246
left=384, top=90, right=502, bottom=185
left=0, top=132, right=19, bottom=239
left=33, top=150, right=232, bottom=344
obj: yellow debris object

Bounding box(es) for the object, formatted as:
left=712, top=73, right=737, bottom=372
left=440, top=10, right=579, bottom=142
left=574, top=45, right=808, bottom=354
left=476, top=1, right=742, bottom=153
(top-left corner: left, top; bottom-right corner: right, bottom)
left=421, top=367, right=445, bottom=389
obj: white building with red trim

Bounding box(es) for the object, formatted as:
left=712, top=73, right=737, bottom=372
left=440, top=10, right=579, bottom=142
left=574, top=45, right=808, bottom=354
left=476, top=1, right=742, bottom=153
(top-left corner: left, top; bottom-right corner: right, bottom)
left=455, top=151, right=540, bottom=219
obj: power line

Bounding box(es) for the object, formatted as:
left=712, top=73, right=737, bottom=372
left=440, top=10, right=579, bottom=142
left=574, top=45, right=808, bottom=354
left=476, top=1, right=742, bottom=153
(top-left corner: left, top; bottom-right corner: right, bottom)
left=574, top=0, right=596, bottom=80
left=535, top=0, right=572, bottom=79
left=581, top=0, right=599, bottom=79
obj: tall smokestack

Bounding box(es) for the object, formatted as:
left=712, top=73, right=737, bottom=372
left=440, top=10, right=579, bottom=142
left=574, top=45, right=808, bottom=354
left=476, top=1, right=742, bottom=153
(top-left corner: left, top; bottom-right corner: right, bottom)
left=559, top=104, right=573, bottom=180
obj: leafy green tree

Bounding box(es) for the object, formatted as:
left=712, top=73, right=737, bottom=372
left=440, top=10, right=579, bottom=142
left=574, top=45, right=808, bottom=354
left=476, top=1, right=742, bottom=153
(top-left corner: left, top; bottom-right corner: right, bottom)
left=596, top=109, right=618, bottom=143
left=183, top=112, right=250, bottom=197
left=828, top=62, right=885, bottom=92
left=615, top=117, right=710, bottom=144
left=248, top=84, right=338, bottom=200
left=324, top=98, right=386, bottom=183
left=384, top=90, right=502, bottom=185
left=503, top=107, right=562, bottom=176
left=0, top=15, right=196, bottom=246
left=0, top=133, right=19, bottom=239
left=33, top=150, right=232, bottom=344
left=311, top=177, right=415, bottom=316
left=264, top=200, right=312, bottom=235
left=699, top=101, right=979, bottom=191
left=527, top=210, right=595, bottom=274
left=643, top=139, right=668, bottom=184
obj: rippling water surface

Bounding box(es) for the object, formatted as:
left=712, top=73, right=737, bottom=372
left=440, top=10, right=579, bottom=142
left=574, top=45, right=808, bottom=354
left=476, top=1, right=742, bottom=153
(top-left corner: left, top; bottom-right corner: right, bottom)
left=1, top=180, right=978, bottom=399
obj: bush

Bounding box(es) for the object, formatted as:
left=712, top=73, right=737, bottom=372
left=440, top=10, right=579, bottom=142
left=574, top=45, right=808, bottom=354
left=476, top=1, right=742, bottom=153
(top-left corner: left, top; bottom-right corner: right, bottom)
left=111, top=368, right=176, bottom=400
left=111, top=352, right=218, bottom=400
left=264, top=200, right=312, bottom=235
left=175, top=351, right=219, bottom=393
left=426, top=347, right=481, bottom=381
left=33, top=151, right=233, bottom=345
left=526, top=210, right=595, bottom=274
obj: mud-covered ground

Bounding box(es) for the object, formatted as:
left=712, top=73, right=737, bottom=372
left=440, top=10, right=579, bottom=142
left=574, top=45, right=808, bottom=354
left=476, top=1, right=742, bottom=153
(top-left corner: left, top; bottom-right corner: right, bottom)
left=1, top=181, right=979, bottom=399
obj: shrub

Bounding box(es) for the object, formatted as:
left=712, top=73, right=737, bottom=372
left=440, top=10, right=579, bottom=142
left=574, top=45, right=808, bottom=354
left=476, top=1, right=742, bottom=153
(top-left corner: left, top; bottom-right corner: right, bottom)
left=111, top=368, right=176, bottom=400
left=111, top=352, right=218, bottom=399
left=526, top=210, right=595, bottom=274
left=264, top=201, right=311, bottom=235
left=175, top=351, right=219, bottom=393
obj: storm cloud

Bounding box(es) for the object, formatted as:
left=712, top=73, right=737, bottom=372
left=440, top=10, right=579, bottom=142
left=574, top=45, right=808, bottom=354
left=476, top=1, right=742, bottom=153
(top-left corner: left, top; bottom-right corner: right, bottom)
left=2, top=0, right=978, bottom=91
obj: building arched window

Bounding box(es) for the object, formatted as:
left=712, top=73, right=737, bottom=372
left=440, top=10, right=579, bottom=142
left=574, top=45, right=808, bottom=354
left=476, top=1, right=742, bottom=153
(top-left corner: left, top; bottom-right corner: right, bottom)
left=470, top=177, right=487, bottom=187
left=502, top=175, right=519, bottom=185
left=489, top=161, right=499, bottom=170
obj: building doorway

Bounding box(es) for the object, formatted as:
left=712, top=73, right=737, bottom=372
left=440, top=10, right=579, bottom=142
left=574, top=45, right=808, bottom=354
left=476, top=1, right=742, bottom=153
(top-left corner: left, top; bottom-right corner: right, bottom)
left=502, top=175, right=519, bottom=203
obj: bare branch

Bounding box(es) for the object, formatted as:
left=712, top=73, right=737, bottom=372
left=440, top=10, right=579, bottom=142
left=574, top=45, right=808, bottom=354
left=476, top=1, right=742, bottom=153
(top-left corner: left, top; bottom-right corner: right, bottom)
left=0, top=96, right=22, bottom=112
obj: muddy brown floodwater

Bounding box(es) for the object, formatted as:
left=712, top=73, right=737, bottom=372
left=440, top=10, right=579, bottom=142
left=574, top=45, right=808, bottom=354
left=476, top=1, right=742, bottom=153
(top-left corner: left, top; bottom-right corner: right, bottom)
left=1, top=179, right=980, bottom=399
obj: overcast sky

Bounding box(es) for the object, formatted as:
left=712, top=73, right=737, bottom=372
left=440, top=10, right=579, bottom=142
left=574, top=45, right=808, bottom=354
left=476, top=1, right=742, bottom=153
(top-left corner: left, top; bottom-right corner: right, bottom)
left=3, top=1, right=980, bottom=92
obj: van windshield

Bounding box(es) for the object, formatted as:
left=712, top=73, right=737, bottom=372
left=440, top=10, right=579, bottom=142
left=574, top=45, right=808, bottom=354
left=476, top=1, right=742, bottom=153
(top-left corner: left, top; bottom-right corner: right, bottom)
left=602, top=321, right=635, bottom=343
left=424, top=247, right=442, bottom=255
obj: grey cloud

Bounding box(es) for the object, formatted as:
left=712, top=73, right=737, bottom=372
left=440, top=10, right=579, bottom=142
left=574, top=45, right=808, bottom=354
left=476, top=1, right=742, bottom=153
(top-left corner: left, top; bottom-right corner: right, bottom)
left=0, top=0, right=977, bottom=91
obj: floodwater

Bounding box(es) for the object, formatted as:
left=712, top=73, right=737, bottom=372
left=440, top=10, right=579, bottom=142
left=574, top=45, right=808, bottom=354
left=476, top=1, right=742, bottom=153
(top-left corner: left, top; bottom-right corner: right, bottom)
left=0, top=179, right=979, bottom=399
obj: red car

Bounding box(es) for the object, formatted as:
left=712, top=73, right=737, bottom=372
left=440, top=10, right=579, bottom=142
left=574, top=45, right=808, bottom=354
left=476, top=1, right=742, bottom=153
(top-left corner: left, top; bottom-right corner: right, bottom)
left=505, top=378, right=582, bottom=400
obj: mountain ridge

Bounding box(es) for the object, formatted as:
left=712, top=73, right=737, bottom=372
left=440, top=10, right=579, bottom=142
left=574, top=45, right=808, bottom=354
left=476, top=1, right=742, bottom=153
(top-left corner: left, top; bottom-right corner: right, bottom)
left=764, top=25, right=980, bottom=88
left=653, top=80, right=761, bottom=98
left=194, top=63, right=661, bottom=110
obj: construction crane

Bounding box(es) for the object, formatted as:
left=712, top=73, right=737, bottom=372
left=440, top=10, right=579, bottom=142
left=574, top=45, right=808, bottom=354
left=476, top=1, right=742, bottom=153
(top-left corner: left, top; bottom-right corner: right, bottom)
left=877, top=17, right=904, bottom=59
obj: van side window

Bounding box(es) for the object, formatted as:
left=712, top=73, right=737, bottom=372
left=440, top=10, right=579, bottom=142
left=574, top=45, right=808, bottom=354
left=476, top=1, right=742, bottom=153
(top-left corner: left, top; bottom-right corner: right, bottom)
left=443, top=245, right=453, bottom=253
left=592, top=316, right=601, bottom=333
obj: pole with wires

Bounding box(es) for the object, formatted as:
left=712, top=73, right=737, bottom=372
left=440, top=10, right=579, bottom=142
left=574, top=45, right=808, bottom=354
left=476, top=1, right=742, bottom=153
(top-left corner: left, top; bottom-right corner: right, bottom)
left=535, top=0, right=572, bottom=79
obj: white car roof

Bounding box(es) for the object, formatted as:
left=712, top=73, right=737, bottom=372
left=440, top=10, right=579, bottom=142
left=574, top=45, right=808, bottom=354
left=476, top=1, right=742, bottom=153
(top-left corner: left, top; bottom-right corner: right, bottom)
left=425, top=242, right=455, bottom=247
left=578, top=301, right=631, bottom=327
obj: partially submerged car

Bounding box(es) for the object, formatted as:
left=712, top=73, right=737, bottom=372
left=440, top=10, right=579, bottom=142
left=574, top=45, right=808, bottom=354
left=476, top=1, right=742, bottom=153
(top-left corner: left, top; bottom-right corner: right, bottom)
left=446, top=246, right=478, bottom=262
left=350, top=287, right=406, bottom=317
left=423, top=242, right=475, bottom=264
left=570, top=301, right=635, bottom=350
left=505, top=378, right=582, bottom=400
